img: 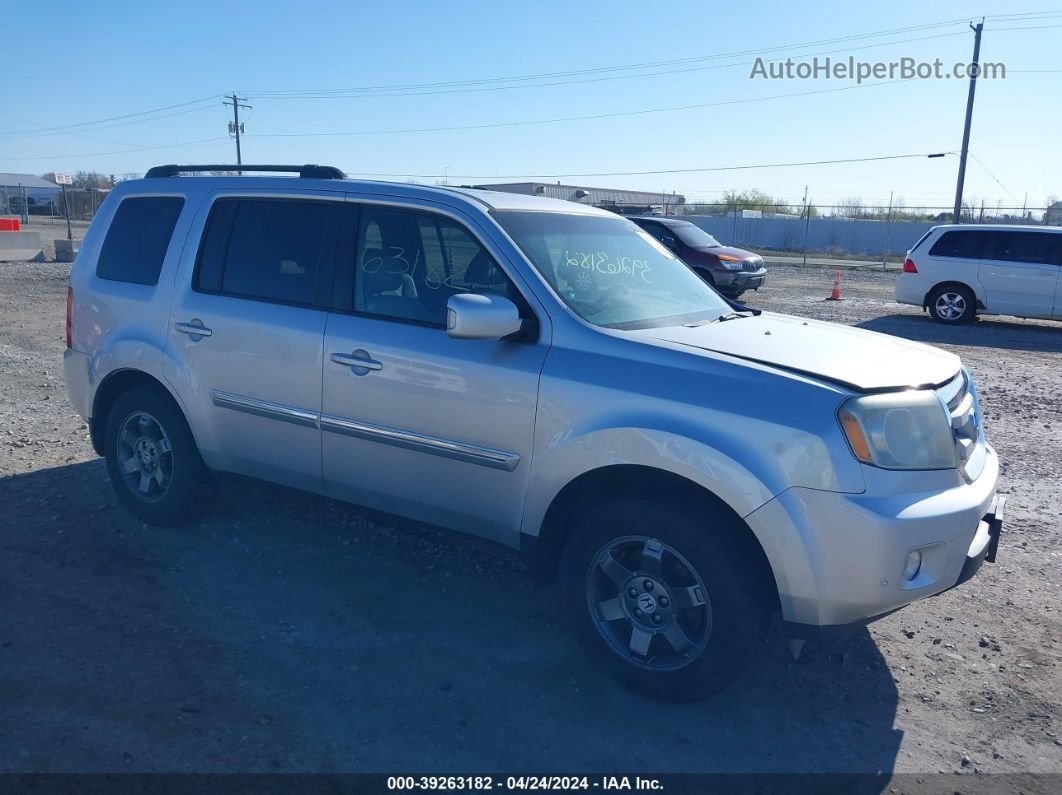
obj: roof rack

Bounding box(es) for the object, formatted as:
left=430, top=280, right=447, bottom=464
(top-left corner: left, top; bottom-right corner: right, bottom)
left=144, top=164, right=347, bottom=179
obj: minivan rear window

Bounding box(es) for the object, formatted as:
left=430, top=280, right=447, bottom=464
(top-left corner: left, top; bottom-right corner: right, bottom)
left=96, top=196, right=184, bottom=285
left=928, top=230, right=989, bottom=259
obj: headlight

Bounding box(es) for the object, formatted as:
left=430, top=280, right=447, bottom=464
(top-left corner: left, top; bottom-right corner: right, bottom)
left=716, top=255, right=747, bottom=270
left=838, top=391, right=956, bottom=470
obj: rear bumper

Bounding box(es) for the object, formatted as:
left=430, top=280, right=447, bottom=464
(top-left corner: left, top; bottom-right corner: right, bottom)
left=745, top=445, right=1000, bottom=628
left=63, top=347, right=93, bottom=420
left=894, top=274, right=926, bottom=307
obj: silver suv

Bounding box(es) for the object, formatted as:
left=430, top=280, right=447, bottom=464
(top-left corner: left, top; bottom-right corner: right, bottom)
left=65, top=165, right=1004, bottom=700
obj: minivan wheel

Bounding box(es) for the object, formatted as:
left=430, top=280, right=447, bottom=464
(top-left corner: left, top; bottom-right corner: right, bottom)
left=560, top=499, right=762, bottom=701
left=928, top=285, right=975, bottom=324
left=104, top=387, right=211, bottom=525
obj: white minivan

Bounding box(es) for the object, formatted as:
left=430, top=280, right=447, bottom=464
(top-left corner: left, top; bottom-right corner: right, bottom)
left=895, top=224, right=1062, bottom=324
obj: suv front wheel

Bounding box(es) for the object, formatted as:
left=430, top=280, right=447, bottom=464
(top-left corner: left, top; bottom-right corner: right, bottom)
left=560, top=499, right=763, bottom=701
left=104, top=386, right=211, bottom=525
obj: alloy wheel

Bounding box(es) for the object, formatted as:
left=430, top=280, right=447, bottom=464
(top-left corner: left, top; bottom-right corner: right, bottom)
left=116, top=411, right=174, bottom=503
left=585, top=535, right=713, bottom=671
left=934, top=292, right=967, bottom=321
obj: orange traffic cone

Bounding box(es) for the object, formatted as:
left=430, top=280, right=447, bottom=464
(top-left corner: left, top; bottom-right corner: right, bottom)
left=826, top=270, right=842, bottom=301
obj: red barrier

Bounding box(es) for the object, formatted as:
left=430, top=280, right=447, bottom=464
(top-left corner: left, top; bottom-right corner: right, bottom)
left=0, top=218, right=21, bottom=232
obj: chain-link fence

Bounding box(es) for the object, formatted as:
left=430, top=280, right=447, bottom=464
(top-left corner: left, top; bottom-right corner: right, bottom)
left=646, top=202, right=1060, bottom=261
left=0, top=187, right=110, bottom=224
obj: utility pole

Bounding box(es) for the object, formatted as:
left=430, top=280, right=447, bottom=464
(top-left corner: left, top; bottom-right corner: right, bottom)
left=953, top=19, right=984, bottom=224
left=802, top=195, right=812, bottom=267
left=882, top=190, right=894, bottom=270
left=223, top=93, right=252, bottom=173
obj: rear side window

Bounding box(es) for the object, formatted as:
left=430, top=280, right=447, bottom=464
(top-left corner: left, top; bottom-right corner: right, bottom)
left=988, top=231, right=1060, bottom=264
left=195, top=198, right=340, bottom=307
left=96, top=196, right=184, bottom=285
left=928, top=230, right=989, bottom=259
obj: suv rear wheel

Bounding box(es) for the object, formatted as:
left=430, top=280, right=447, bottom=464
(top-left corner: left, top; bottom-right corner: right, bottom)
left=560, top=499, right=763, bottom=701
left=928, top=284, right=976, bottom=324
left=104, top=387, right=211, bottom=525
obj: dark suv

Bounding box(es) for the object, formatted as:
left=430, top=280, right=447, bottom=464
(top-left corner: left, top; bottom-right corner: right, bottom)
left=631, top=217, right=767, bottom=298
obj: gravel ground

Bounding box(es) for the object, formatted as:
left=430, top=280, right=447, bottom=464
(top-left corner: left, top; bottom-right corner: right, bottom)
left=1, top=261, right=1059, bottom=782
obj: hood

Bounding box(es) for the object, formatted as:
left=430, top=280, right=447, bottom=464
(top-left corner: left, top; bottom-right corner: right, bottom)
left=687, top=244, right=757, bottom=260
left=634, top=312, right=960, bottom=391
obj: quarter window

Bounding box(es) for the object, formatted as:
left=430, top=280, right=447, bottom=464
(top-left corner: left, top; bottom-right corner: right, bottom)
left=195, top=198, right=340, bottom=307
left=96, top=196, right=184, bottom=285
left=928, top=230, right=989, bottom=259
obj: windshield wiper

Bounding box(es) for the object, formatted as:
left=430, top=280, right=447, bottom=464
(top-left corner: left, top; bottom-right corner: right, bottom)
left=712, top=311, right=752, bottom=323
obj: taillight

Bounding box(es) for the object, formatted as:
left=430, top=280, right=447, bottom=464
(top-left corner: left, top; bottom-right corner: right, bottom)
left=903, top=258, right=918, bottom=273
left=65, top=286, right=73, bottom=348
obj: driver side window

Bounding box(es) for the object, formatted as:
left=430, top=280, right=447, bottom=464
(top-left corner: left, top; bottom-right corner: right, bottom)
left=353, top=206, right=524, bottom=326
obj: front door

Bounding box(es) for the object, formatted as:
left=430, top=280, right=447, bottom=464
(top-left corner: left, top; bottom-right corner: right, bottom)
left=164, top=191, right=343, bottom=493
left=321, top=201, right=548, bottom=544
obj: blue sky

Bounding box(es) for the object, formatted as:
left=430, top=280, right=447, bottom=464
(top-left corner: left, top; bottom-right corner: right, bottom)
left=4, top=0, right=1060, bottom=209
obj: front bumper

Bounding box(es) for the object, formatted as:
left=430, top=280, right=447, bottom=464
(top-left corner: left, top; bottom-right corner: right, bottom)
left=785, top=495, right=1005, bottom=640
left=745, top=445, right=1000, bottom=630
left=710, top=267, right=768, bottom=293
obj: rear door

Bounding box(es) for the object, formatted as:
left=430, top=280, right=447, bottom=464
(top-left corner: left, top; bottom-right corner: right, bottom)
left=163, top=191, right=343, bottom=493
left=320, top=200, right=549, bottom=544
left=978, top=230, right=1058, bottom=319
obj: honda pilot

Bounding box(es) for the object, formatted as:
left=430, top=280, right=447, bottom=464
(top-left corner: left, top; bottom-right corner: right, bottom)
left=65, top=164, right=1004, bottom=700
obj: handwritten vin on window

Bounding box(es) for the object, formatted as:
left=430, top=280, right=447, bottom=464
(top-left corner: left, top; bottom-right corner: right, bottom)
left=563, top=251, right=654, bottom=284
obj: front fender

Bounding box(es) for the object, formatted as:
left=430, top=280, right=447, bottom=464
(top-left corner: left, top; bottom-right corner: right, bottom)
left=522, top=425, right=775, bottom=538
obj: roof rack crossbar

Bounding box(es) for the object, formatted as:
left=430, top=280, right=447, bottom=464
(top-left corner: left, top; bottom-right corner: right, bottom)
left=144, top=164, right=346, bottom=179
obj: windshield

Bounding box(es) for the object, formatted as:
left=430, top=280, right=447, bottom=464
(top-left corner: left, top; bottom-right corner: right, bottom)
left=671, top=222, right=722, bottom=248
left=494, top=211, right=733, bottom=329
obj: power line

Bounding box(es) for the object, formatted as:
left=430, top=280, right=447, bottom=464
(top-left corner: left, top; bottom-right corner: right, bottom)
left=248, top=20, right=970, bottom=95
left=255, top=79, right=910, bottom=139
left=0, top=96, right=220, bottom=138
left=967, top=152, right=1019, bottom=201
left=1, top=104, right=223, bottom=141
left=0, top=137, right=230, bottom=161
left=344, top=153, right=950, bottom=181
left=1, top=10, right=1057, bottom=142
left=247, top=13, right=1061, bottom=98
left=248, top=31, right=975, bottom=100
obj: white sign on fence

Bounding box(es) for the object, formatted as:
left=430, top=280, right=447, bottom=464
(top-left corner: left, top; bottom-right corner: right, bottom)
left=54, top=172, right=73, bottom=185
left=741, top=209, right=763, bottom=218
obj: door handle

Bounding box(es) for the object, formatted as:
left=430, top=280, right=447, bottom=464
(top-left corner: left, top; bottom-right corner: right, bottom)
left=330, top=351, right=383, bottom=371
left=174, top=321, right=212, bottom=337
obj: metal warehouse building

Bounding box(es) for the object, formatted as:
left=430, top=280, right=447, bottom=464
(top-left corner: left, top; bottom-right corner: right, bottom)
left=473, top=182, right=685, bottom=215
left=0, top=173, right=62, bottom=215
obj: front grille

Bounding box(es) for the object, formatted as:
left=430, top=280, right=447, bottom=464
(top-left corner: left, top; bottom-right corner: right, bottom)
left=937, top=370, right=985, bottom=481
left=742, top=258, right=763, bottom=272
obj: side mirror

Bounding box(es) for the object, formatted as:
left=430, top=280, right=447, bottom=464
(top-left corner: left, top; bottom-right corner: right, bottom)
left=446, top=293, right=523, bottom=340
left=661, top=235, right=678, bottom=250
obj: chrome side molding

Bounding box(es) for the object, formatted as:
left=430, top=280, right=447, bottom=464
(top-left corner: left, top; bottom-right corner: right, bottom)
left=209, top=390, right=519, bottom=471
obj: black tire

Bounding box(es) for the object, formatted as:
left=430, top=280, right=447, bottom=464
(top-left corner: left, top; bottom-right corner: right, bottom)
left=928, top=284, right=976, bottom=324
left=104, top=386, right=211, bottom=525
left=559, top=499, right=763, bottom=702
